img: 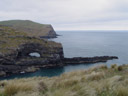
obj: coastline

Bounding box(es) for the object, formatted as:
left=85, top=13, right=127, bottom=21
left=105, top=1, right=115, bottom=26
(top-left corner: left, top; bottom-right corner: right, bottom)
left=0, top=56, right=118, bottom=78
left=0, top=64, right=128, bottom=96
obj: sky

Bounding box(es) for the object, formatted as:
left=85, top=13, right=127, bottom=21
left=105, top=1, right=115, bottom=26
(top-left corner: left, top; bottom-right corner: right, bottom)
left=0, top=0, right=128, bottom=30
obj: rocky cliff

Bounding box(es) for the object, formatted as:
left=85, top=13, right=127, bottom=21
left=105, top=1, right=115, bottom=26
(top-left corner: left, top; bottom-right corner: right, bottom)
left=0, top=25, right=63, bottom=76
left=0, top=20, right=57, bottom=38
left=0, top=25, right=118, bottom=77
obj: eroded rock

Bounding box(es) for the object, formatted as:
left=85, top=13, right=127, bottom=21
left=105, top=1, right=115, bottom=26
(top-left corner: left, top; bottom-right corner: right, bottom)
left=0, top=25, right=118, bottom=77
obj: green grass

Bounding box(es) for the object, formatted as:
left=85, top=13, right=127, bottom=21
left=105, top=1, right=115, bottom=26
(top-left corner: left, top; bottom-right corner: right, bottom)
left=0, top=20, right=56, bottom=37
left=0, top=25, right=61, bottom=54
left=0, top=64, right=128, bottom=96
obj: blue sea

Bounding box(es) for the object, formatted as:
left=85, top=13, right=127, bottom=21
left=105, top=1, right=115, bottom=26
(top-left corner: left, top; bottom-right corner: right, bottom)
left=1, top=31, right=128, bottom=80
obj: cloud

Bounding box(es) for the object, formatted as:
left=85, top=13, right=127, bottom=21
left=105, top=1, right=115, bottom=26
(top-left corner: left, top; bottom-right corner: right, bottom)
left=0, top=0, right=128, bottom=30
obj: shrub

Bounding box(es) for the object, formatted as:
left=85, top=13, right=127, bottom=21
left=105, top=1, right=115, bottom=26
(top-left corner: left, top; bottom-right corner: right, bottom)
left=117, top=66, right=123, bottom=71
left=99, top=65, right=108, bottom=69
left=111, top=64, right=117, bottom=69
left=0, top=81, right=7, bottom=87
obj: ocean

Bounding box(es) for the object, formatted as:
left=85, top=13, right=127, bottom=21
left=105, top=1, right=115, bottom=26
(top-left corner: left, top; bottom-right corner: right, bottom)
left=1, top=31, right=128, bottom=80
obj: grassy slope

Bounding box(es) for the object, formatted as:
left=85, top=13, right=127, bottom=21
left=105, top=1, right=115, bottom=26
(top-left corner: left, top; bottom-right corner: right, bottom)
left=0, top=26, right=61, bottom=55
left=0, top=64, right=128, bottom=96
left=0, top=20, right=56, bottom=37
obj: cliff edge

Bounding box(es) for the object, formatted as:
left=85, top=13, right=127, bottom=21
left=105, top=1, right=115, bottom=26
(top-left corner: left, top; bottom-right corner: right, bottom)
left=0, top=20, right=57, bottom=38
left=0, top=25, right=63, bottom=76
left=0, top=24, right=118, bottom=77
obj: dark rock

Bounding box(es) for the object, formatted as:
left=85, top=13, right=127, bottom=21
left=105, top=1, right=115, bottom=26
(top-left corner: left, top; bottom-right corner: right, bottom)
left=63, top=56, right=118, bottom=64
left=0, top=41, right=64, bottom=77
left=0, top=25, right=119, bottom=77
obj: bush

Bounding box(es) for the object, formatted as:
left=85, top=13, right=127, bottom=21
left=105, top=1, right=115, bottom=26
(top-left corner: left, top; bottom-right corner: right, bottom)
left=117, top=66, right=123, bottom=71
left=99, top=65, right=108, bottom=69
left=111, top=64, right=117, bottom=69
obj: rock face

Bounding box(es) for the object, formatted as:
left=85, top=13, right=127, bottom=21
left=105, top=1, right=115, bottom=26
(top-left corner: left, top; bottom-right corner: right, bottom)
left=0, top=25, right=63, bottom=77
left=0, top=20, right=57, bottom=38
left=0, top=42, right=64, bottom=77
left=63, top=56, right=118, bottom=64
left=0, top=25, right=118, bottom=77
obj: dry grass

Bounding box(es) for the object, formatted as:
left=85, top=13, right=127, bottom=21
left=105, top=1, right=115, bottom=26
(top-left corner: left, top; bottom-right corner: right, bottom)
left=86, top=71, right=105, bottom=81
left=4, top=82, right=33, bottom=96
left=0, top=64, right=128, bottom=96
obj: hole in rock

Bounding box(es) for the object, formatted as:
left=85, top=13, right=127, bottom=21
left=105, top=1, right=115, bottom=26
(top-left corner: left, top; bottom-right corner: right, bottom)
left=29, top=52, right=41, bottom=57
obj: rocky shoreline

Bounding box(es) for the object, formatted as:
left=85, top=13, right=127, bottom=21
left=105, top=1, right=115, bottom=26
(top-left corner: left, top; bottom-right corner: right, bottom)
left=0, top=55, right=118, bottom=77
left=0, top=24, right=119, bottom=78
left=63, top=56, right=118, bottom=64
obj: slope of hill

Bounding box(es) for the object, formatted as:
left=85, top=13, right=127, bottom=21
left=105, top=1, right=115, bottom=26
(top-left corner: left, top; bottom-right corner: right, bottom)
left=0, top=20, right=57, bottom=38
left=0, top=64, right=128, bottom=96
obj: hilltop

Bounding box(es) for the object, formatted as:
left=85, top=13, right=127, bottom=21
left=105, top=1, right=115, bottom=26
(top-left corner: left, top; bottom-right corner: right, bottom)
left=0, top=64, right=128, bottom=96
left=0, top=20, right=57, bottom=38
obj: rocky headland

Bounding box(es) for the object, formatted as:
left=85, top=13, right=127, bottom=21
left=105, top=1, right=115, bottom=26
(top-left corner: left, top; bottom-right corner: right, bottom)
left=0, top=20, right=58, bottom=38
left=0, top=21, right=118, bottom=77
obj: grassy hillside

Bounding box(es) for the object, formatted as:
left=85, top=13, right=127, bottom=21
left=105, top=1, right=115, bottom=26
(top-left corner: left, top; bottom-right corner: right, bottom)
left=0, top=24, right=63, bottom=77
left=0, top=25, right=61, bottom=55
left=0, top=20, right=56, bottom=37
left=0, top=64, right=128, bottom=96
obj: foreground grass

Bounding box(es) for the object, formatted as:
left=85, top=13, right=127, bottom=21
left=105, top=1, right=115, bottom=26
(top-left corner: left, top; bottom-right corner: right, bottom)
left=0, top=64, right=128, bottom=96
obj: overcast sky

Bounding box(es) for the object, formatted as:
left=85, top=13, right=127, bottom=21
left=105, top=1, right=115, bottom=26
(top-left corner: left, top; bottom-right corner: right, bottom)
left=0, top=0, right=128, bottom=30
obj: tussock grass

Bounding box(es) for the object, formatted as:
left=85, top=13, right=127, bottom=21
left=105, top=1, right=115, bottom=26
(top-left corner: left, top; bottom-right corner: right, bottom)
left=116, top=85, right=128, bottom=96
left=4, top=82, right=33, bottom=96
left=37, top=81, right=48, bottom=94
left=86, top=71, right=105, bottom=81
left=0, top=64, right=128, bottom=96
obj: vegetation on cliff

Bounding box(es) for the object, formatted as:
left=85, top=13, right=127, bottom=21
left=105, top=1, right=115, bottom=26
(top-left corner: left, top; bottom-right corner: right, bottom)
left=0, top=20, right=57, bottom=38
left=0, top=25, right=61, bottom=55
left=0, top=64, right=128, bottom=96
left=0, top=25, right=63, bottom=76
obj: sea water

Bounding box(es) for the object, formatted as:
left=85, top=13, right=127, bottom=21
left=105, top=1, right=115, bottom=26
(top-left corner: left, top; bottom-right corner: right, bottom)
left=1, top=31, right=128, bottom=80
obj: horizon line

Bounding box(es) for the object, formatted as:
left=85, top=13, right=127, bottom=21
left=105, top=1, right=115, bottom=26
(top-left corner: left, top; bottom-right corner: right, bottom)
left=56, top=29, right=128, bottom=31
